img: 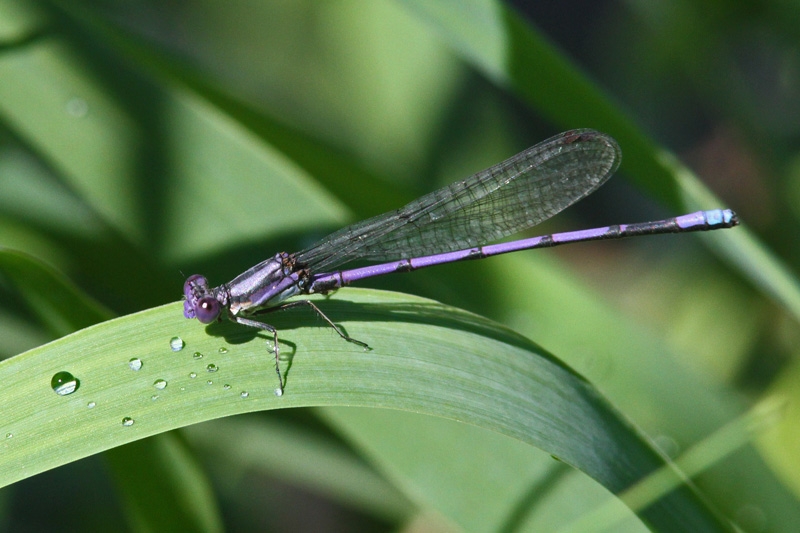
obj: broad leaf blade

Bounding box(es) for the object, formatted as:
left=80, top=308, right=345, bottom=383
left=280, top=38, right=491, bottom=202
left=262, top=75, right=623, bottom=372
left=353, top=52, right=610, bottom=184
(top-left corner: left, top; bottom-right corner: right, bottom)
left=0, top=288, right=729, bottom=531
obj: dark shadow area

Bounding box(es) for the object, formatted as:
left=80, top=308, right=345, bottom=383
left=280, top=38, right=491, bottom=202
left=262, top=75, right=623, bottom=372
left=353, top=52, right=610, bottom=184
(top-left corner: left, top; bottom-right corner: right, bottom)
left=200, top=296, right=587, bottom=384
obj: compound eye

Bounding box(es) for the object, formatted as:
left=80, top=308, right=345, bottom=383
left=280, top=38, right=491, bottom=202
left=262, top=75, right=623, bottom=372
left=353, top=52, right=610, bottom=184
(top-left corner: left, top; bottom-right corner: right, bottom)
left=195, top=297, right=221, bottom=324
left=184, top=274, right=207, bottom=299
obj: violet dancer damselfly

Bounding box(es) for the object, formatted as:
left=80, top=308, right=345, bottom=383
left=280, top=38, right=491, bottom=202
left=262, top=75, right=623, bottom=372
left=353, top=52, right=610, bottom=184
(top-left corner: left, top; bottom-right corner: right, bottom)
left=183, top=129, right=739, bottom=395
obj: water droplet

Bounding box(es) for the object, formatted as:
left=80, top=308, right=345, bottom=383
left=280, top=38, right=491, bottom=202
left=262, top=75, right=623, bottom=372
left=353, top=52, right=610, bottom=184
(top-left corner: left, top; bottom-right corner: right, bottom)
left=170, top=336, right=185, bottom=351
left=122, top=417, right=134, bottom=427
left=151, top=395, right=159, bottom=401
left=153, top=379, right=167, bottom=390
left=180, top=387, right=186, bottom=391
left=189, top=372, right=197, bottom=379
left=51, top=371, right=79, bottom=396
left=274, top=388, right=283, bottom=397
left=87, top=401, right=96, bottom=409
left=193, top=351, right=203, bottom=360
left=206, top=380, right=213, bottom=385
left=5, top=433, right=12, bottom=439
left=223, top=384, right=231, bottom=390
left=240, top=391, right=249, bottom=398
left=206, top=363, right=218, bottom=373
left=218, top=347, right=228, bottom=354
left=128, top=358, right=143, bottom=371
left=65, top=97, right=88, bottom=117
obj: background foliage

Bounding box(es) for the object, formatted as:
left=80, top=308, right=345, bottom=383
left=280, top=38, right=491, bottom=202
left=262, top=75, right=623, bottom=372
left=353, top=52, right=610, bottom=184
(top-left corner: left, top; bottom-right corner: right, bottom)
left=0, top=0, right=799, bottom=531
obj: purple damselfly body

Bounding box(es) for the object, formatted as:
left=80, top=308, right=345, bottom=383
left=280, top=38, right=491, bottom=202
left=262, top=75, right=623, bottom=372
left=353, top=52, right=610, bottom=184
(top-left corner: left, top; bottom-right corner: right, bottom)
left=183, top=129, right=739, bottom=395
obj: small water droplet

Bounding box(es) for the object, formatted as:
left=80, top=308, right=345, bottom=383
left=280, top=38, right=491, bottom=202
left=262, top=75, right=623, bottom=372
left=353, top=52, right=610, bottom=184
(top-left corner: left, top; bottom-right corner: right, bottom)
left=151, top=395, right=159, bottom=401
left=274, top=388, right=283, bottom=397
left=189, top=372, right=197, bottom=379
left=65, top=97, right=88, bottom=117
left=128, top=358, right=143, bottom=371
left=122, top=417, right=134, bottom=427
left=193, top=351, right=203, bottom=360
left=5, top=433, right=12, bottom=439
left=51, top=371, right=79, bottom=396
left=218, top=347, right=228, bottom=354
left=206, top=363, right=218, bottom=373
left=240, top=391, right=249, bottom=398
left=223, top=384, right=231, bottom=390
left=170, top=336, right=185, bottom=351
left=153, top=379, right=167, bottom=390
left=180, top=387, right=186, bottom=391
left=87, top=401, right=96, bottom=409
left=206, top=380, right=213, bottom=385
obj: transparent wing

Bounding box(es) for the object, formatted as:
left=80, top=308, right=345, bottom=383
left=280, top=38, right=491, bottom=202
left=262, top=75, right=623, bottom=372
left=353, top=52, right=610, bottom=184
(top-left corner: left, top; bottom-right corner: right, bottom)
left=295, top=130, right=621, bottom=272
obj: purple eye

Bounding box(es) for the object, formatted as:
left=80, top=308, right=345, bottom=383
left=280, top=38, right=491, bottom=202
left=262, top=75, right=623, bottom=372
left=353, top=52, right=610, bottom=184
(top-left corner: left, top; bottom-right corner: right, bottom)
left=195, top=297, right=221, bottom=324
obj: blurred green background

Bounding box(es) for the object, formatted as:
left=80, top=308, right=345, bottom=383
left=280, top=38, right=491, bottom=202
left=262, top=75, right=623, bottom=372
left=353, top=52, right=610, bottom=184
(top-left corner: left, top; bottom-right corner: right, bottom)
left=1, top=0, right=799, bottom=531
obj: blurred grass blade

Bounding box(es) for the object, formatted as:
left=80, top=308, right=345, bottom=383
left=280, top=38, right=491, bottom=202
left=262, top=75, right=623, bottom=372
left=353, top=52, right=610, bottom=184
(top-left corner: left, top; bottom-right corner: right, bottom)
left=0, top=247, right=111, bottom=335
left=46, top=0, right=407, bottom=223
left=183, top=417, right=414, bottom=523
left=399, top=0, right=800, bottom=325
left=668, top=154, right=800, bottom=321
left=560, top=397, right=786, bottom=533
left=318, top=407, right=638, bottom=532
left=400, top=0, right=678, bottom=201
left=104, top=433, right=223, bottom=533
left=0, top=11, right=350, bottom=263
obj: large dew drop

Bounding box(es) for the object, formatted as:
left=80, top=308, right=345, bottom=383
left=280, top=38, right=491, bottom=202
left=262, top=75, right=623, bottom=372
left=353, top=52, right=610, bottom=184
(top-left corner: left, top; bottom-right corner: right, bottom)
left=51, top=371, right=79, bottom=396
left=169, top=336, right=185, bottom=352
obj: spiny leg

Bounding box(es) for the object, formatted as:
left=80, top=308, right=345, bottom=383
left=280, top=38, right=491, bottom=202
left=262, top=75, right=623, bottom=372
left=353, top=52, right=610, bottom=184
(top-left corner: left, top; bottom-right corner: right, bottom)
left=232, top=315, right=285, bottom=395
left=269, top=299, right=370, bottom=350
left=234, top=300, right=368, bottom=395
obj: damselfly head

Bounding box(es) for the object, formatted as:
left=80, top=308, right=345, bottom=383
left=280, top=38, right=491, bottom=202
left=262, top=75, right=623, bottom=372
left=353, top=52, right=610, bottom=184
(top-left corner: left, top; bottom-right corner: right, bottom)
left=183, top=274, right=221, bottom=323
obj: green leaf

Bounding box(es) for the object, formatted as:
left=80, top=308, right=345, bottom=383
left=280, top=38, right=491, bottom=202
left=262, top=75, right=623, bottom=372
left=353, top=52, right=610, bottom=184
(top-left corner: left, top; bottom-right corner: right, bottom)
left=0, top=288, right=728, bottom=531
left=0, top=247, right=111, bottom=335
